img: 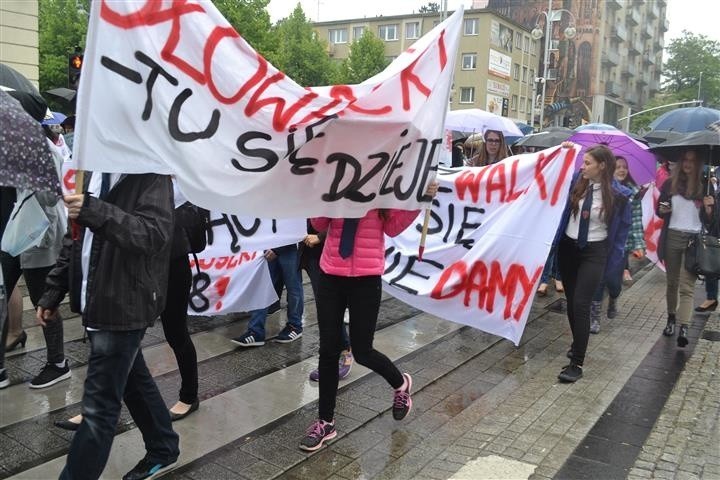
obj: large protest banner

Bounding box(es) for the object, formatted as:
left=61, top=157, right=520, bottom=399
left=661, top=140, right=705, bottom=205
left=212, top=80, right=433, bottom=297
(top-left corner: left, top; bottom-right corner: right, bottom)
left=186, top=215, right=305, bottom=315
left=382, top=146, right=578, bottom=345
left=641, top=182, right=665, bottom=270
left=75, top=1, right=462, bottom=218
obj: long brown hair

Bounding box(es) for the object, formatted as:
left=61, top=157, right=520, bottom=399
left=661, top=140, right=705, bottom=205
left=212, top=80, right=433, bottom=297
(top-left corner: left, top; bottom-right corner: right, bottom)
left=474, top=130, right=508, bottom=166
left=669, top=150, right=704, bottom=199
left=570, top=145, right=616, bottom=224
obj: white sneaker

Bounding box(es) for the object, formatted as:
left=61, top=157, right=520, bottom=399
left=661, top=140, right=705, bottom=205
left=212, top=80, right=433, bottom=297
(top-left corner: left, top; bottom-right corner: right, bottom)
left=343, top=309, right=350, bottom=324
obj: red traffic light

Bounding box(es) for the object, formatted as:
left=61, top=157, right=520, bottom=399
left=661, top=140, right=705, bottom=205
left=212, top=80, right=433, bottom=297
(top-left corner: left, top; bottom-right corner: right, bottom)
left=70, top=54, right=83, bottom=70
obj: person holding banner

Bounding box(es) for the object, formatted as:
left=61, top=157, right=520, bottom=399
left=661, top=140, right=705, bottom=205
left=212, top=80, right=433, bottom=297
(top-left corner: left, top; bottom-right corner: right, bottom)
left=465, top=130, right=509, bottom=167
left=299, top=182, right=438, bottom=452
left=656, top=150, right=712, bottom=348
left=36, top=173, right=179, bottom=480
left=555, top=145, right=632, bottom=383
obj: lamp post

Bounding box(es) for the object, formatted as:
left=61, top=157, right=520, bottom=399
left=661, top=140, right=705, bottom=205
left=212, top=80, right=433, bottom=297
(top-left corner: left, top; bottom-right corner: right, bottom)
left=530, top=0, right=576, bottom=129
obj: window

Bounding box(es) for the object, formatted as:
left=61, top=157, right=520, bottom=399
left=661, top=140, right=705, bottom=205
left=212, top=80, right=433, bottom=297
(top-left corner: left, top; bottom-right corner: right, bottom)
left=527, top=98, right=532, bottom=113
left=353, top=26, right=365, bottom=39
left=461, top=53, right=477, bottom=70
left=523, top=36, right=530, bottom=52
left=329, top=28, right=348, bottom=44
left=530, top=39, right=537, bottom=54
left=530, top=69, right=535, bottom=82
left=406, top=22, right=420, bottom=39
left=515, top=32, right=523, bottom=49
left=379, top=24, right=398, bottom=41
left=513, top=63, right=520, bottom=80
left=511, top=94, right=518, bottom=110
left=464, top=18, right=478, bottom=35
left=459, top=87, right=475, bottom=103
left=519, top=96, right=526, bottom=112
left=522, top=66, right=528, bottom=83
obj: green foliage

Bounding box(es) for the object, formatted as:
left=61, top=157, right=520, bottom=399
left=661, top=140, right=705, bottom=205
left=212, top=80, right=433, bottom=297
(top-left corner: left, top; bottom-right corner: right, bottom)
left=662, top=31, right=720, bottom=108
left=38, top=0, right=90, bottom=96
left=337, top=31, right=389, bottom=84
left=419, top=2, right=440, bottom=13
left=265, top=4, right=336, bottom=86
left=213, top=0, right=273, bottom=57
left=629, top=93, right=684, bottom=133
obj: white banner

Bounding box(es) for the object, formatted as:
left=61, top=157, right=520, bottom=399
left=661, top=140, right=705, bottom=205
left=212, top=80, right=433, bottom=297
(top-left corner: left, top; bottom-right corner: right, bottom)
left=641, top=182, right=665, bottom=271
left=75, top=2, right=463, bottom=219
left=382, top=146, right=578, bottom=345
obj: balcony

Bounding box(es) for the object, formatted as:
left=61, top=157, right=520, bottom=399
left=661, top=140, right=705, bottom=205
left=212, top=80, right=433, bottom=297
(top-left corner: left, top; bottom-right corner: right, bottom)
left=626, top=9, right=641, bottom=26
left=648, top=4, right=660, bottom=19
left=602, top=50, right=620, bottom=66
left=607, top=0, right=623, bottom=10
left=622, top=63, right=637, bottom=78
left=661, top=19, right=669, bottom=32
left=637, top=76, right=648, bottom=87
left=642, top=23, right=653, bottom=39
left=642, top=53, right=655, bottom=66
left=611, top=24, right=627, bottom=42
left=626, top=91, right=639, bottom=105
left=606, top=81, right=622, bottom=97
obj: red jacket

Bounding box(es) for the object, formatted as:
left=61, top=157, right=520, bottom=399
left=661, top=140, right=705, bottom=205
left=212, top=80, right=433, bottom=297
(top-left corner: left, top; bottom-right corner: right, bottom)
left=311, top=209, right=419, bottom=277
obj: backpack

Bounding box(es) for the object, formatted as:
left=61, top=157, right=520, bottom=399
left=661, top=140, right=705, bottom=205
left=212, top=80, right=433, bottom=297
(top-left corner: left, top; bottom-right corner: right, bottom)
left=176, top=202, right=210, bottom=254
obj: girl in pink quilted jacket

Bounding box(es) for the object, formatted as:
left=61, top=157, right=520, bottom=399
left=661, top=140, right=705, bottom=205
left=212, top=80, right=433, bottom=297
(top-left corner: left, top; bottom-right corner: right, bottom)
left=299, top=182, right=438, bottom=451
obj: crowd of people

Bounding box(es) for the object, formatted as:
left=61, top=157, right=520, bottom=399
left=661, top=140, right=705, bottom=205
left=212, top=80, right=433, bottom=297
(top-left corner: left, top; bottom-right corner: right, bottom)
left=1, top=90, right=714, bottom=479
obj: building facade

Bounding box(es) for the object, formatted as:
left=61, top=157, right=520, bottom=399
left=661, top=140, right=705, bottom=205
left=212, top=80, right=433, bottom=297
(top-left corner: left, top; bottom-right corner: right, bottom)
left=0, top=0, right=40, bottom=86
left=313, top=9, right=541, bottom=125
left=487, top=0, right=667, bottom=128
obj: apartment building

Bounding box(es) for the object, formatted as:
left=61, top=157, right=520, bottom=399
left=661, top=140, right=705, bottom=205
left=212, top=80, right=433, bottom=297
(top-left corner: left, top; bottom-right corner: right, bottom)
left=313, top=9, right=541, bottom=125
left=0, top=0, right=40, bottom=86
left=487, top=0, right=668, bottom=127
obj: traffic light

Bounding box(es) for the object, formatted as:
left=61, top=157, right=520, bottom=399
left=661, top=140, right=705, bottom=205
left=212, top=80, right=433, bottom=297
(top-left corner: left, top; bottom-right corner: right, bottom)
left=68, top=53, right=83, bottom=90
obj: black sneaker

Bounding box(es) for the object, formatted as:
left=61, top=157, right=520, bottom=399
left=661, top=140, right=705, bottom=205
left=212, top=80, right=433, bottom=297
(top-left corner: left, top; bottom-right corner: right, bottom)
left=607, top=298, right=618, bottom=319
left=299, top=419, right=337, bottom=451
left=558, top=363, right=583, bottom=382
left=392, top=373, right=413, bottom=420
left=0, top=369, right=9, bottom=389
left=677, top=324, right=689, bottom=348
left=122, top=456, right=176, bottom=480
left=29, top=361, right=71, bottom=389
left=274, top=324, right=302, bottom=343
left=231, top=331, right=265, bottom=347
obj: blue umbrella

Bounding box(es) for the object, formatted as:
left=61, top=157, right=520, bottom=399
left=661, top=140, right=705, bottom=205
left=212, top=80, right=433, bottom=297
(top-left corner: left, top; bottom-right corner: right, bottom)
left=514, top=121, right=533, bottom=135
left=648, top=106, right=720, bottom=133
left=574, top=123, right=618, bottom=131
left=41, top=111, right=66, bottom=125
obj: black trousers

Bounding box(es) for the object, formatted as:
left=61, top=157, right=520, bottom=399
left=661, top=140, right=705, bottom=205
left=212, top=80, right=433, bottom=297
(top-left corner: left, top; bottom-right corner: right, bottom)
left=557, top=236, right=608, bottom=366
left=160, top=255, right=198, bottom=404
left=317, top=272, right=403, bottom=422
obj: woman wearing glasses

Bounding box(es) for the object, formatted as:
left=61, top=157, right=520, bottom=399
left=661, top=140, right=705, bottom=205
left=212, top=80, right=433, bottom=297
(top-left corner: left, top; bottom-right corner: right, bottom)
left=465, top=130, right=509, bottom=167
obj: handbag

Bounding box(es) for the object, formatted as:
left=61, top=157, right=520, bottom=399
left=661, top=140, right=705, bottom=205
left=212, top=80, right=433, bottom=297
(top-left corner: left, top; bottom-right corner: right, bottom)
left=1, top=190, right=50, bottom=257
left=685, top=231, right=720, bottom=277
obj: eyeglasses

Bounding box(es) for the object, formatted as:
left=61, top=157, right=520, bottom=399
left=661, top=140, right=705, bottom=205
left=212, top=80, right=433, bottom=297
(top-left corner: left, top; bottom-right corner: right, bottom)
left=486, top=139, right=501, bottom=144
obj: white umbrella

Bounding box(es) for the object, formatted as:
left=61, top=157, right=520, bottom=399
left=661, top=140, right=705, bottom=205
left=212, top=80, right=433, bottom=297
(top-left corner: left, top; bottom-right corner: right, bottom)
left=444, top=108, right=524, bottom=137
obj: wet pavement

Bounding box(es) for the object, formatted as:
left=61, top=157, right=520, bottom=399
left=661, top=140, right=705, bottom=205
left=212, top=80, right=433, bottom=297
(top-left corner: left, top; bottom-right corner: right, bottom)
left=1, top=261, right=718, bottom=479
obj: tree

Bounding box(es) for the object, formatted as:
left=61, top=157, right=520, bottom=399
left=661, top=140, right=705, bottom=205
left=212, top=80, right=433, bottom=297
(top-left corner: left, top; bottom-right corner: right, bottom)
left=337, top=31, right=388, bottom=84
left=38, top=0, right=90, bottom=94
left=213, top=0, right=273, bottom=57
left=266, top=4, right=336, bottom=86
left=662, top=31, right=720, bottom=107
left=419, top=2, right=440, bottom=13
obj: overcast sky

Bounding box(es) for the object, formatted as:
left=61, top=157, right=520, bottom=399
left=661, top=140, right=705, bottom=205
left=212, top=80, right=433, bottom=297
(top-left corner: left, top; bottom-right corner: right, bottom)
left=266, top=0, right=720, bottom=44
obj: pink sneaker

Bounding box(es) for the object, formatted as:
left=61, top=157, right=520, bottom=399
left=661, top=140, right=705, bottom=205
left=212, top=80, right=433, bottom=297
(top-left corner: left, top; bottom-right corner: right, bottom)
left=392, top=373, right=413, bottom=420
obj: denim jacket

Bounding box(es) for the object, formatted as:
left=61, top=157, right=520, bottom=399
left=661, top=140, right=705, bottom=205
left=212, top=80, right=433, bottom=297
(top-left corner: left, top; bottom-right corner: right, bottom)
left=553, top=172, right=633, bottom=278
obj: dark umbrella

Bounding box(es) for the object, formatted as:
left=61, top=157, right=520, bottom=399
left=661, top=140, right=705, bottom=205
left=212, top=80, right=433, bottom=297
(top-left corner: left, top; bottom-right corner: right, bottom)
left=568, top=129, right=656, bottom=185
left=648, top=106, right=720, bottom=133
left=0, top=63, right=50, bottom=123
left=0, top=91, right=62, bottom=194
left=514, top=129, right=572, bottom=148
left=649, top=130, right=720, bottom=165
left=643, top=130, right=685, bottom=145
left=45, top=87, right=77, bottom=102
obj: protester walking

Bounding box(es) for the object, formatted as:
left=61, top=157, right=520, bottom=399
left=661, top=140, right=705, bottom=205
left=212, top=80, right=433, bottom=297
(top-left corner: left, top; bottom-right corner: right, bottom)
left=37, top=172, right=179, bottom=480
left=554, top=144, right=632, bottom=382
left=589, top=155, right=646, bottom=333
left=299, top=182, right=438, bottom=452
left=696, top=168, right=720, bottom=314
left=657, top=150, right=712, bottom=348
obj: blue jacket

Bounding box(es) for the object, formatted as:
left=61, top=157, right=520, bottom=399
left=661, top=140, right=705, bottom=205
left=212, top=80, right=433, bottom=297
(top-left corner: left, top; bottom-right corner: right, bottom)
left=553, top=173, right=633, bottom=278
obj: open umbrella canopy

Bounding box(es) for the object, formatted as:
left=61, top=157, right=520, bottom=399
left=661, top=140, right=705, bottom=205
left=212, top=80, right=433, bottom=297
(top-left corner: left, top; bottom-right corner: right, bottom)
left=42, top=111, right=67, bottom=126
left=45, top=87, right=77, bottom=103
left=514, top=121, right=533, bottom=135
left=514, top=129, right=572, bottom=149
left=648, top=106, right=720, bottom=133
left=0, top=91, right=62, bottom=194
left=568, top=129, right=656, bottom=185
left=649, top=130, right=720, bottom=165
left=574, top=123, right=619, bottom=131
left=0, top=63, right=50, bottom=123
left=642, top=129, right=685, bottom=145
left=445, top=109, right=524, bottom=137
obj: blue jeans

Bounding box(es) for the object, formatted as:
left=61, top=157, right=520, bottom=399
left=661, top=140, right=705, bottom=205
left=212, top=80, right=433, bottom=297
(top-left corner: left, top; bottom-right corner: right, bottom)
left=60, top=329, right=179, bottom=480
left=247, top=249, right=304, bottom=339
left=705, top=276, right=718, bottom=301
left=540, top=249, right=561, bottom=284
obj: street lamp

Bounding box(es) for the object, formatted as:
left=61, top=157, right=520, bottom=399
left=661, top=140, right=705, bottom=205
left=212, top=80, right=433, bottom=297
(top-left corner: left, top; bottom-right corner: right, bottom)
left=529, top=0, right=576, bottom=129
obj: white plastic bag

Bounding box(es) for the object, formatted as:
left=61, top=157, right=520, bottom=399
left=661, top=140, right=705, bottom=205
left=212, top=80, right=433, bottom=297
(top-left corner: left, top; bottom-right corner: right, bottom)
left=1, top=190, right=50, bottom=257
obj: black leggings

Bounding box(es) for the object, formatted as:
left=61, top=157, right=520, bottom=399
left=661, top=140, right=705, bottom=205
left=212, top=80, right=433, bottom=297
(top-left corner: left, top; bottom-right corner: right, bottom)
left=317, top=272, right=403, bottom=422
left=160, top=256, right=198, bottom=404
left=557, top=236, right=608, bottom=366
